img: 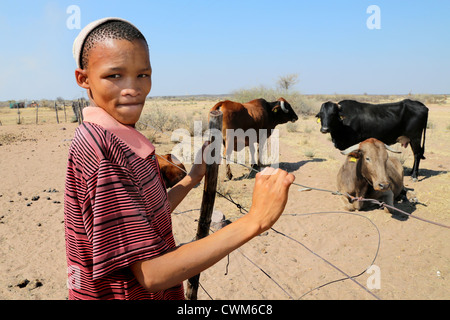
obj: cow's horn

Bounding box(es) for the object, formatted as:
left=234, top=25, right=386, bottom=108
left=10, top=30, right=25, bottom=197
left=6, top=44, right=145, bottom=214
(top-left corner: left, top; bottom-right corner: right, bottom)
left=280, top=100, right=289, bottom=113
left=341, top=143, right=360, bottom=155
left=384, top=144, right=402, bottom=153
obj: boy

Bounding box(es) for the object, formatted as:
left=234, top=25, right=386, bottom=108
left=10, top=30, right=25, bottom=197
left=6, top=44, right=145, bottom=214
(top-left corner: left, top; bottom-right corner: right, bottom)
left=65, top=17, right=295, bottom=300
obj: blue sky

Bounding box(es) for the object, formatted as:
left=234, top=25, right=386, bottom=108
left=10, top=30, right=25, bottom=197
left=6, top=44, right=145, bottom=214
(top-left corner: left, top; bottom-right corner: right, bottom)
left=0, top=0, right=449, bottom=101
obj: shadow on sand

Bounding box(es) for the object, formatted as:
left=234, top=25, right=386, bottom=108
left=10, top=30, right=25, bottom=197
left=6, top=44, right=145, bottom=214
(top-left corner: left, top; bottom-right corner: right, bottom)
left=232, top=158, right=327, bottom=180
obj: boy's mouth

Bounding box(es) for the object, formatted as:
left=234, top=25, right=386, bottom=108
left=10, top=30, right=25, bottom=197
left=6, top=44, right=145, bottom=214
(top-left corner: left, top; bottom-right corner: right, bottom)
left=117, top=102, right=144, bottom=108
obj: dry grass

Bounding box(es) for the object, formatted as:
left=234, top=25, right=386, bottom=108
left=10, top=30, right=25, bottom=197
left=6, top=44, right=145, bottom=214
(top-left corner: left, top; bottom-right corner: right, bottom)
left=0, top=94, right=448, bottom=300
left=0, top=106, right=74, bottom=126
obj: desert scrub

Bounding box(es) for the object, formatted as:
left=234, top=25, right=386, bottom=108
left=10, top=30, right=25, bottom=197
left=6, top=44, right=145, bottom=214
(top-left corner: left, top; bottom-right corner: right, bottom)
left=231, top=86, right=319, bottom=116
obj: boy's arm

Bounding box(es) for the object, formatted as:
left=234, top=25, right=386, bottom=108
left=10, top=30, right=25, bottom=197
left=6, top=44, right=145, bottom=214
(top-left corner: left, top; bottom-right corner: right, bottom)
left=166, top=172, right=202, bottom=213
left=131, top=167, right=294, bottom=293
left=166, top=142, right=208, bottom=213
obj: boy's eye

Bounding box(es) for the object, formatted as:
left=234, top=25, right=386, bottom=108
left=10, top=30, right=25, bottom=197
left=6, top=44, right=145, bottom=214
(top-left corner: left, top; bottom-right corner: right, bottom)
left=107, top=74, right=120, bottom=79
left=138, top=74, right=150, bottom=78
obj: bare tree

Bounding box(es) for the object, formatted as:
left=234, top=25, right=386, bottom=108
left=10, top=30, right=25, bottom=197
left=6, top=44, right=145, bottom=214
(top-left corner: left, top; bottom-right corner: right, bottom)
left=277, top=74, right=299, bottom=91
left=56, top=96, right=65, bottom=105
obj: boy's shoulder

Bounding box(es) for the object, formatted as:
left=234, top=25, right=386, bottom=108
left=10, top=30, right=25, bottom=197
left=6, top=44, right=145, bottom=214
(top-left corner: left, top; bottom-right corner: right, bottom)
left=75, top=121, right=109, bottom=147
left=70, top=121, right=135, bottom=169
left=75, top=121, right=107, bottom=139
left=70, top=121, right=111, bottom=162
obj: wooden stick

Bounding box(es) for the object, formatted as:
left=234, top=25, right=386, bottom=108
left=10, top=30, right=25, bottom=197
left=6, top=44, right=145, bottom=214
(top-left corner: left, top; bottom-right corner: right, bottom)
left=16, top=103, right=21, bottom=125
left=54, top=101, right=59, bottom=124
left=63, top=103, right=67, bottom=122
left=185, top=110, right=223, bottom=300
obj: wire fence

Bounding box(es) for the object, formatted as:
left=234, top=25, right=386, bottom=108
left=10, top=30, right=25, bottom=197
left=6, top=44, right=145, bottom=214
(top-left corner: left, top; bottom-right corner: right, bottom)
left=159, top=147, right=449, bottom=300
left=63, top=108, right=448, bottom=300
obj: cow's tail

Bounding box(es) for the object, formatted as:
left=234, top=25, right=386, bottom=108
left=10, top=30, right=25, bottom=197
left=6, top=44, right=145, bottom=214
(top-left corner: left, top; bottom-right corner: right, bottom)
left=421, top=111, right=428, bottom=160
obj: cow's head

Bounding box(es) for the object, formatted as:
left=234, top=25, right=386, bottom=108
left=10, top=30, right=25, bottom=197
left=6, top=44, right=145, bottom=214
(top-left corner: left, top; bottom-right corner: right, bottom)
left=271, top=98, right=298, bottom=123
left=315, top=101, right=342, bottom=134
left=341, top=138, right=401, bottom=191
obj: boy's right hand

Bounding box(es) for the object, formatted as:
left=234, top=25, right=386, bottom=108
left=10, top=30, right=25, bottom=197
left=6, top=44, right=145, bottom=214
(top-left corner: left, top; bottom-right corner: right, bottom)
left=247, top=167, right=295, bottom=234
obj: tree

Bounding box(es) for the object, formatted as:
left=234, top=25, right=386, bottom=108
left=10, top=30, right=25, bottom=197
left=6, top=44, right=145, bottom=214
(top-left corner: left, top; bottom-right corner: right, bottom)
left=277, top=74, right=299, bottom=91
left=56, top=96, right=65, bottom=105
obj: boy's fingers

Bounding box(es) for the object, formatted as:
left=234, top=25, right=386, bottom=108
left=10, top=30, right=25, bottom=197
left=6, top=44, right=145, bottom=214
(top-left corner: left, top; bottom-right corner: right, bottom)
left=256, top=166, right=274, bottom=178
left=257, top=168, right=294, bottom=186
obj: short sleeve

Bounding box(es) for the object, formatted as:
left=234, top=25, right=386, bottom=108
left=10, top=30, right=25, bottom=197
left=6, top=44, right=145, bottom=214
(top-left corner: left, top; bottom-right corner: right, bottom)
left=87, top=159, right=172, bottom=280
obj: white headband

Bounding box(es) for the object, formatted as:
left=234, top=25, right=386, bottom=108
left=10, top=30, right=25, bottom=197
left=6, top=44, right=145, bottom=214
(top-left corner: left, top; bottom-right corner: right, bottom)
left=72, top=17, right=138, bottom=69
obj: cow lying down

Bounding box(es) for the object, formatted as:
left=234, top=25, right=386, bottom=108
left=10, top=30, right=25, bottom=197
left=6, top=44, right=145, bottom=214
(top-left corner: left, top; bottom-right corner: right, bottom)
left=337, top=138, right=406, bottom=214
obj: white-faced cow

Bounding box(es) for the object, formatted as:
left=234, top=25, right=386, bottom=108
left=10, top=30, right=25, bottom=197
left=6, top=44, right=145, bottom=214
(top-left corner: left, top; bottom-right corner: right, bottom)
left=337, top=138, right=405, bottom=214
left=316, top=99, right=428, bottom=180
left=211, top=98, right=298, bottom=180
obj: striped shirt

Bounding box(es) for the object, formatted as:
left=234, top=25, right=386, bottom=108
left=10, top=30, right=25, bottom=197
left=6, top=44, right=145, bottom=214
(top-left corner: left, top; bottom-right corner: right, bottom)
left=64, top=107, right=184, bottom=300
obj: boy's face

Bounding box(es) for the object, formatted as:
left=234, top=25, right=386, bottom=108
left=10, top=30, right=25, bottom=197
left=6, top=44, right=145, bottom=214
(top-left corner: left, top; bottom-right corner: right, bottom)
left=76, top=38, right=152, bottom=125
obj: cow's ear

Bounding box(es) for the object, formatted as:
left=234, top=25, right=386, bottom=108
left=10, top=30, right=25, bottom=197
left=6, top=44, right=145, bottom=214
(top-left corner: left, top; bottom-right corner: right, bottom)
left=315, top=112, right=320, bottom=118
left=348, top=150, right=361, bottom=159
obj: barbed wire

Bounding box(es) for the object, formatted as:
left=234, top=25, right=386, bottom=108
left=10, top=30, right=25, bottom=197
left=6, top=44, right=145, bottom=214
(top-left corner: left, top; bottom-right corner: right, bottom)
left=174, top=207, right=382, bottom=300
left=151, top=122, right=448, bottom=300
left=158, top=151, right=450, bottom=229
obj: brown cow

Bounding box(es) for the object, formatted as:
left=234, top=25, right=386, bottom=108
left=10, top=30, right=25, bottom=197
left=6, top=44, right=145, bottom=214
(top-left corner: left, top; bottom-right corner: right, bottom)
left=337, top=138, right=405, bottom=214
left=157, top=154, right=187, bottom=188
left=211, top=98, right=298, bottom=179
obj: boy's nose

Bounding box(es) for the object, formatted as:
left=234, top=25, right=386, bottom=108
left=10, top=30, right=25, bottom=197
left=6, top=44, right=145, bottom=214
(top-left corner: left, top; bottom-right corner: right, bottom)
left=121, top=87, right=140, bottom=97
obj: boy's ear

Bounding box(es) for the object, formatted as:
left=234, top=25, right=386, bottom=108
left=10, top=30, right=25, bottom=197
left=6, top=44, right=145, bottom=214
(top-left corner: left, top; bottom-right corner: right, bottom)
left=75, top=68, right=90, bottom=89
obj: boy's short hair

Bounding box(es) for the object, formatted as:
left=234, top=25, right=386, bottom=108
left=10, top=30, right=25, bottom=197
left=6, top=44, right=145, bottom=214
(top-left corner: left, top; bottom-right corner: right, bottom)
left=73, top=18, right=147, bottom=69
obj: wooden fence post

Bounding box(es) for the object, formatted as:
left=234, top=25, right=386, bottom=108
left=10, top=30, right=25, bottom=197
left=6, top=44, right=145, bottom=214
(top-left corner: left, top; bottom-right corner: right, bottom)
left=54, top=101, right=59, bottom=124
left=185, top=110, right=223, bottom=300
left=35, top=103, right=39, bottom=124
left=16, top=104, right=21, bottom=124
left=63, top=103, right=67, bottom=122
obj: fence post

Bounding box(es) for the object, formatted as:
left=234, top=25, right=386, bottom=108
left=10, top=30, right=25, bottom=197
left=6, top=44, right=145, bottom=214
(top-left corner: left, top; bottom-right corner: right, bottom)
left=35, top=103, right=39, bottom=124
left=80, top=99, right=85, bottom=121
left=63, top=103, right=67, bottom=122
left=16, top=103, right=21, bottom=124
left=54, top=101, right=59, bottom=124
left=185, top=110, right=223, bottom=300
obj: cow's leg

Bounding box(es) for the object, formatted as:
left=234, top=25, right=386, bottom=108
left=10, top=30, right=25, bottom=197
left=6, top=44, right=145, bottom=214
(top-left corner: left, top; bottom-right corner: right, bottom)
left=341, top=195, right=358, bottom=211
left=352, top=184, right=371, bottom=211
left=409, top=138, right=423, bottom=180
left=381, top=190, right=395, bottom=214
left=343, top=193, right=364, bottom=211
left=226, top=164, right=233, bottom=180
left=224, top=140, right=233, bottom=180
left=246, top=142, right=259, bottom=179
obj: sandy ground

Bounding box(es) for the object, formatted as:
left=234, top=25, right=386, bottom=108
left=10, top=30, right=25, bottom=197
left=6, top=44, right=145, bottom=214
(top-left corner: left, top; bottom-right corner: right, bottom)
left=0, top=103, right=449, bottom=300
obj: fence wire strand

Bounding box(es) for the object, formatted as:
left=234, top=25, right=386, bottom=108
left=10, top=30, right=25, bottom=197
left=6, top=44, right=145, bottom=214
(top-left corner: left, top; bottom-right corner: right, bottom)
left=151, top=122, right=448, bottom=300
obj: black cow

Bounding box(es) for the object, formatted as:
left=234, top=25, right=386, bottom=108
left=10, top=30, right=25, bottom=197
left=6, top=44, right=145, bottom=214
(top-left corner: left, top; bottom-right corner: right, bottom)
left=316, top=99, right=428, bottom=180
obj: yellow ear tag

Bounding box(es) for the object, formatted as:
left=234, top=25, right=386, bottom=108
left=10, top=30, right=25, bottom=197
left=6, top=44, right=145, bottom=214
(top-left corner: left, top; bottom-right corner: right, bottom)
left=317, top=118, right=321, bottom=123
left=349, top=156, right=358, bottom=163
left=274, top=108, right=278, bottom=113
